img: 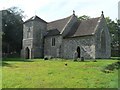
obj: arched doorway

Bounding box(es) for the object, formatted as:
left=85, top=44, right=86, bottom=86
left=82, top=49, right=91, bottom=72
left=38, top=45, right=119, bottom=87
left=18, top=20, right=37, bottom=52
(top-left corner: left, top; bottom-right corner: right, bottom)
left=25, top=47, right=30, bottom=59
left=77, top=46, right=81, bottom=58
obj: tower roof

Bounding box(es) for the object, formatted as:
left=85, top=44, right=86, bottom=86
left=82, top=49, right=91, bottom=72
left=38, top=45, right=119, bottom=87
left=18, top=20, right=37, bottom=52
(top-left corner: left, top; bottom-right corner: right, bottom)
left=24, top=15, right=47, bottom=24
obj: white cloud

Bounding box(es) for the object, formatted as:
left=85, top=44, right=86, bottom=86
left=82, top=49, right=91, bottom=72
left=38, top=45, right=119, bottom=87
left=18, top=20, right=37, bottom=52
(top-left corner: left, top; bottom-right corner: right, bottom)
left=0, top=0, right=53, bottom=19
left=0, top=0, right=119, bottom=21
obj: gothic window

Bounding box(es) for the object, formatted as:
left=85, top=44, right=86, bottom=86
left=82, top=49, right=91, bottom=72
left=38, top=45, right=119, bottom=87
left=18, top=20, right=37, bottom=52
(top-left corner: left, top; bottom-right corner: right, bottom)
left=52, top=38, right=55, bottom=46
left=27, top=28, right=31, bottom=38
left=100, top=30, right=106, bottom=52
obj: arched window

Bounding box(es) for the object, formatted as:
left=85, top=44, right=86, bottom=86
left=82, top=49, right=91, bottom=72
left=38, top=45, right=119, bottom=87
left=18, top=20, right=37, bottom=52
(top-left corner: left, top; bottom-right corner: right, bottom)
left=101, top=30, right=106, bottom=52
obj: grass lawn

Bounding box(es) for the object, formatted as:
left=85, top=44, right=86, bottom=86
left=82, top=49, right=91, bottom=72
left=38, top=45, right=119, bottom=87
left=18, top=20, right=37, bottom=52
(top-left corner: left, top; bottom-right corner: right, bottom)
left=2, top=58, right=119, bottom=88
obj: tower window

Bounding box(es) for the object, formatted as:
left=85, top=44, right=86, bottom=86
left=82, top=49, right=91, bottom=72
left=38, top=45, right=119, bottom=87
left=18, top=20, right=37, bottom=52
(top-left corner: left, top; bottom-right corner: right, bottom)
left=27, top=28, right=31, bottom=38
left=52, top=38, right=55, bottom=46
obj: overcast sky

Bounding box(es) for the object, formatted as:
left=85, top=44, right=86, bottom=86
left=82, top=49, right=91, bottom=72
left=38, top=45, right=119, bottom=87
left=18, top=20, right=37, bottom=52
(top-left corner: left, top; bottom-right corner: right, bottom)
left=0, top=0, right=119, bottom=22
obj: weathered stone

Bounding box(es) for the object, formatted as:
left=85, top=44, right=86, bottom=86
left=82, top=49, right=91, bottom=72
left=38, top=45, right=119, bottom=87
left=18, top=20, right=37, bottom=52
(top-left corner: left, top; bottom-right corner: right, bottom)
left=73, top=51, right=78, bottom=61
left=21, top=13, right=111, bottom=59
left=21, top=16, right=47, bottom=59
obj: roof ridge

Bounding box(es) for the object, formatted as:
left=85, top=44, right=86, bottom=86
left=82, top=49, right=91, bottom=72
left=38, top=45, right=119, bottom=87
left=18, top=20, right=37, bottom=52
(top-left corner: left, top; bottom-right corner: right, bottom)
left=48, top=15, right=73, bottom=23
left=47, top=14, right=75, bottom=32
left=60, top=15, right=74, bottom=34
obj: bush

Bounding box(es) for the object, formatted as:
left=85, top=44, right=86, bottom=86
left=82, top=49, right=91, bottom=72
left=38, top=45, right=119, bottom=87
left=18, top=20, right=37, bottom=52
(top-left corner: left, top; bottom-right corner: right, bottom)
left=102, top=61, right=120, bottom=73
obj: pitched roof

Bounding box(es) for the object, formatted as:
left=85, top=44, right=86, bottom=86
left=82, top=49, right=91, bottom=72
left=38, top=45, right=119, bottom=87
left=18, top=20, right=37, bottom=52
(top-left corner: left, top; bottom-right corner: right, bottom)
left=24, top=14, right=102, bottom=37
left=67, top=17, right=101, bottom=37
left=24, top=15, right=47, bottom=23
left=47, top=15, right=73, bottom=32
left=65, top=20, right=80, bottom=37
left=45, top=29, right=60, bottom=37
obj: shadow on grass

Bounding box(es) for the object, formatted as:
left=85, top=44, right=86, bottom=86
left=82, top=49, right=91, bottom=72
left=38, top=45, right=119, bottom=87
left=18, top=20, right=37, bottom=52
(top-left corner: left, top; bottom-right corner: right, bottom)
left=2, top=58, right=34, bottom=67
left=2, top=61, right=20, bottom=68
left=2, top=58, right=34, bottom=62
left=2, top=61, right=12, bottom=67
left=110, top=57, right=120, bottom=60
left=47, top=58, right=92, bottom=62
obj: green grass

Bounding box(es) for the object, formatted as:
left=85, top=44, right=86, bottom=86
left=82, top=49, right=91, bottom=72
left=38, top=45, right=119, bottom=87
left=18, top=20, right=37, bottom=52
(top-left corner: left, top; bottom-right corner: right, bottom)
left=2, top=58, right=119, bottom=88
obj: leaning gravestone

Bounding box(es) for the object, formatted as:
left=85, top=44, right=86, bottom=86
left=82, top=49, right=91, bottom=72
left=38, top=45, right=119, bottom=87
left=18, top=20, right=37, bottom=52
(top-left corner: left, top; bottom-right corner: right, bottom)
left=73, top=51, right=78, bottom=61
left=81, top=57, right=84, bottom=61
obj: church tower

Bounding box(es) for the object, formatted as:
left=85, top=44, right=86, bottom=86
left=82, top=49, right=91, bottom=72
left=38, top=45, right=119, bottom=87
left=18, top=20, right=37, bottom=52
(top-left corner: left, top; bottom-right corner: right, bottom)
left=21, top=16, right=47, bottom=59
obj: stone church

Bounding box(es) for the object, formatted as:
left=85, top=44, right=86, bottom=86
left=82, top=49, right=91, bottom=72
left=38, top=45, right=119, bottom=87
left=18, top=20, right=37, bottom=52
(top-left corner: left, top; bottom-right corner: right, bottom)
left=21, top=11, right=111, bottom=59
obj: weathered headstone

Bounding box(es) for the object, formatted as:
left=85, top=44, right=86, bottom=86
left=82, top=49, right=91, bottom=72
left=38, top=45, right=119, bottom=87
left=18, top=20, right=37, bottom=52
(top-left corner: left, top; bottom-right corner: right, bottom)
left=73, top=51, right=78, bottom=61
left=81, top=57, right=84, bottom=61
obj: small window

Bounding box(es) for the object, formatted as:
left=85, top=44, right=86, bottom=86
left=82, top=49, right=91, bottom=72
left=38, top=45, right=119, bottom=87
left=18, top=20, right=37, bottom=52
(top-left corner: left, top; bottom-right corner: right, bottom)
left=27, top=28, right=31, bottom=38
left=52, top=38, right=55, bottom=46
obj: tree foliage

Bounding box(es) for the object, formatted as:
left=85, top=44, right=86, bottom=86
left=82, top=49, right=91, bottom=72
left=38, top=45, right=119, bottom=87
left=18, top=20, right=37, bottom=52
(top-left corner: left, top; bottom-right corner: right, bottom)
left=105, top=17, right=120, bottom=52
left=78, top=15, right=90, bottom=20
left=2, top=7, right=24, bottom=57
left=105, top=17, right=118, bottom=49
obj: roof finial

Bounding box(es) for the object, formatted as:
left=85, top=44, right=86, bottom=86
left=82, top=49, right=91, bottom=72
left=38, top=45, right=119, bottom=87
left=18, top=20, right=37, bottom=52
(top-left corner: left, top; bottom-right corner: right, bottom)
left=101, top=11, right=104, bottom=18
left=102, top=11, right=104, bottom=15
left=73, top=10, right=75, bottom=15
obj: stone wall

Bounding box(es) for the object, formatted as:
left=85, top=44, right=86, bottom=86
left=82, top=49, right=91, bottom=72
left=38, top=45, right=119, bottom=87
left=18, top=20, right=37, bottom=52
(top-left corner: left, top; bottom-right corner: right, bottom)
left=32, top=20, right=47, bottom=58
left=95, top=17, right=111, bottom=58
left=44, top=35, right=95, bottom=59
left=23, top=22, right=34, bottom=39
left=61, top=36, right=95, bottom=59
left=21, top=20, right=47, bottom=59
left=21, top=21, right=34, bottom=58
left=44, top=35, right=62, bottom=58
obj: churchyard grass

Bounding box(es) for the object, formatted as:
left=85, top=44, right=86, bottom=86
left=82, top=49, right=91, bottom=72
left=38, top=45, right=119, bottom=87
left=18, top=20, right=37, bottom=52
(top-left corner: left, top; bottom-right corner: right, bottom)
left=2, top=58, right=119, bottom=88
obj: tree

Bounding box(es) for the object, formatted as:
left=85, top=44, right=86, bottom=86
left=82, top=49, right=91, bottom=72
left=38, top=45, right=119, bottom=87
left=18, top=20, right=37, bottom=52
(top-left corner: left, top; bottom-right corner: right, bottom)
left=105, top=17, right=117, bottom=48
left=78, top=15, right=90, bottom=20
left=7, top=7, right=25, bottom=19
left=2, top=7, right=24, bottom=57
left=117, top=19, right=120, bottom=56
left=105, top=17, right=120, bottom=57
